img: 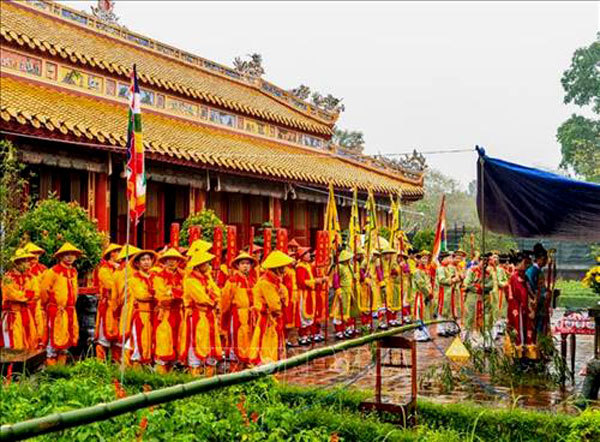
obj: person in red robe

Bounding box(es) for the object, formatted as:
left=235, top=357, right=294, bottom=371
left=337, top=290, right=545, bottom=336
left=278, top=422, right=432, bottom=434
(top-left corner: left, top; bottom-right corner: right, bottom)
left=505, top=251, right=535, bottom=359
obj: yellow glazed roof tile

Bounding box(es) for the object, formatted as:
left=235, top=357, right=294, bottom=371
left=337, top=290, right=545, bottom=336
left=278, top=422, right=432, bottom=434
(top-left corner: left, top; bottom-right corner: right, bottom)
left=1, top=76, right=423, bottom=198
left=1, top=1, right=332, bottom=136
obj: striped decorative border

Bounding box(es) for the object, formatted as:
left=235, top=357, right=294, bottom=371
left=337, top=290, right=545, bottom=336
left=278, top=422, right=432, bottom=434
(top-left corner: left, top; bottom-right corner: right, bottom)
left=17, top=0, right=338, bottom=125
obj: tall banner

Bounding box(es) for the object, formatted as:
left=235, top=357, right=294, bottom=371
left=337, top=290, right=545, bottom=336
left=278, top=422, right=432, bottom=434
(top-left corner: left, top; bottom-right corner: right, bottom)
left=324, top=182, right=341, bottom=249
left=263, top=228, right=272, bottom=259
left=389, top=194, right=400, bottom=250
left=315, top=230, right=330, bottom=268
left=364, top=188, right=379, bottom=259
left=276, top=228, right=288, bottom=253
left=188, top=226, right=201, bottom=244
left=126, top=64, right=146, bottom=224
left=226, top=226, right=237, bottom=266
left=212, top=226, right=224, bottom=270
left=170, top=223, right=180, bottom=247
left=431, top=195, right=447, bottom=263
left=348, top=187, right=360, bottom=255
left=249, top=226, right=255, bottom=254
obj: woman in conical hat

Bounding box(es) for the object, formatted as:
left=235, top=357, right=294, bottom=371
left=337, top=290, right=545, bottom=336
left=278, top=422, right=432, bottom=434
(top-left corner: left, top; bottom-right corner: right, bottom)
left=40, top=242, right=82, bottom=365
left=249, top=251, right=293, bottom=364
left=153, top=248, right=186, bottom=373
left=122, top=249, right=157, bottom=367
left=94, top=243, right=122, bottom=362
left=1, top=249, right=38, bottom=351
left=220, top=251, right=258, bottom=371
left=180, top=251, right=222, bottom=376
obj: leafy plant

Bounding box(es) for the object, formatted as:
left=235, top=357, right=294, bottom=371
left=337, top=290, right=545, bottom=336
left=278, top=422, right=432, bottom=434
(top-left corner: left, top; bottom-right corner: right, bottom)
left=410, top=228, right=435, bottom=252
left=6, top=197, right=104, bottom=276
left=0, top=139, right=31, bottom=276
left=458, top=229, right=518, bottom=255
left=556, top=33, right=600, bottom=183
left=179, top=209, right=224, bottom=246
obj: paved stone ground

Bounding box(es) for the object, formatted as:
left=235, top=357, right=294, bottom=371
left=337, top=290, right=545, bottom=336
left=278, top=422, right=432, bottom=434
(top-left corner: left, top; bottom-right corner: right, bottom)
left=277, top=310, right=595, bottom=413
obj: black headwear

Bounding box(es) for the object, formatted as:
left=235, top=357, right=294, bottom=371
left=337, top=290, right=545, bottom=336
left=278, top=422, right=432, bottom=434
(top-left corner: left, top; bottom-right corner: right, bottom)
left=533, top=242, right=547, bottom=259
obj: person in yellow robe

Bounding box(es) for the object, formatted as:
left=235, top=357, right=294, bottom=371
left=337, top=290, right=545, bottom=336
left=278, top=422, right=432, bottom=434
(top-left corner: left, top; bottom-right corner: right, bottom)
left=109, top=244, right=140, bottom=364
left=40, top=242, right=82, bottom=365
left=23, top=242, right=47, bottom=348
left=355, top=249, right=373, bottom=329
left=152, top=248, right=186, bottom=373
left=249, top=250, right=293, bottom=365
left=122, top=249, right=157, bottom=367
left=1, top=249, right=38, bottom=351
left=94, top=243, right=122, bottom=361
left=180, top=251, right=222, bottom=376
left=221, top=252, right=258, bottom=371
left=382, top=249, right=402, bottom=327
left=331, top=250, right=355, bottom=339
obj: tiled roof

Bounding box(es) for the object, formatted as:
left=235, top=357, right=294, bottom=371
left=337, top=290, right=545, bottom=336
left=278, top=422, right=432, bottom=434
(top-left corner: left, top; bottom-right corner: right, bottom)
left=0, top=75, right=424, bottom=198
left=0, top=1, right=333, bottom=136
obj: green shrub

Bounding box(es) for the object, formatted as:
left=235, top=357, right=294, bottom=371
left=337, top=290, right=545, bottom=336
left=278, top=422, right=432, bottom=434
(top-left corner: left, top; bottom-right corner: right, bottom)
left=3, top=359, right=598, bottom=442
left=6, top=198, right=104, bottom=275
left=179, top=209, right=224, bottom=247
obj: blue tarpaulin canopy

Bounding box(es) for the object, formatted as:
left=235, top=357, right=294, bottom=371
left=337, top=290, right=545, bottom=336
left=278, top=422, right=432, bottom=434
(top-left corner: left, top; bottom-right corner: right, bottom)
left=476, top=148, right=600, bottom=241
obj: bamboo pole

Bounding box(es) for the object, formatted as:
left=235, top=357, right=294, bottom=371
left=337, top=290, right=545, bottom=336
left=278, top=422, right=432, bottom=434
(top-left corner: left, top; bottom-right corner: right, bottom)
left=1, top=320, right=450, bottom=441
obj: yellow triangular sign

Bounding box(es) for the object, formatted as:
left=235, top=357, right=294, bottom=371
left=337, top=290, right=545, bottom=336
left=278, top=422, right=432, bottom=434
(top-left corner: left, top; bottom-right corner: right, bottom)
left=445, top=336, right=470, bottom=366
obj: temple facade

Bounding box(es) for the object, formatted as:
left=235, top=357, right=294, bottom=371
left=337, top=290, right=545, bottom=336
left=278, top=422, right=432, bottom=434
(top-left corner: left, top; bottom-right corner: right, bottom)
left=1, top=0, right=424, bottom=249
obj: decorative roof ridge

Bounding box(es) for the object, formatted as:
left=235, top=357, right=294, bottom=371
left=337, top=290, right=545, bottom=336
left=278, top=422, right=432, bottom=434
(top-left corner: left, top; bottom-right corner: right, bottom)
left=9, top=0, right=339, bottom=127
left=0, top=23, right=331, bottom=136
left=332, top=144, right=425, bottom=184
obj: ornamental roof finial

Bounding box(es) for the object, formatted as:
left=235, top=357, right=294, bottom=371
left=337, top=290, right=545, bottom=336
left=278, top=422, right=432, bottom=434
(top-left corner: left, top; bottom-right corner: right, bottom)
left=91, top=0, right=120, bottom=25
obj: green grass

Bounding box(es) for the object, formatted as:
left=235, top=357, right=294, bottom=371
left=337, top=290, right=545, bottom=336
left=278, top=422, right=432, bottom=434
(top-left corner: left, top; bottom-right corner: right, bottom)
left=2, top=359, right=599, bottom=441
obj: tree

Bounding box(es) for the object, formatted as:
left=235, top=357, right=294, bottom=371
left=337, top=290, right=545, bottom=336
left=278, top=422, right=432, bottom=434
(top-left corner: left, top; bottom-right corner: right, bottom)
left=458, top=230, right=518, bottom=257
left=412, top=169, right=479, bottom=230
left=410, top=229, right=435, bottom=252
left=0, top=139, right=30, bottom=276
left=557, top=34, right=600, bottom=182
left=180, top=209, right=224, bottom=247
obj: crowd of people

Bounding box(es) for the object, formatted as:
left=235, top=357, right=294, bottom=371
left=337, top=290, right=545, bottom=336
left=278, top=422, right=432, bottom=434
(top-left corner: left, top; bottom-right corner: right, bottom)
left=1, top=236, right=553, bottom=375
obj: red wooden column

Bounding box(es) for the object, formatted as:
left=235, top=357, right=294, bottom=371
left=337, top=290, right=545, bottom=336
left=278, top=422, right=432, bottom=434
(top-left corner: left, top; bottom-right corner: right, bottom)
left=95, top=172, right=110, bottom=232
left=190, top=187, right=206, bottom=213
left=269, top=197, right=282, bottom=228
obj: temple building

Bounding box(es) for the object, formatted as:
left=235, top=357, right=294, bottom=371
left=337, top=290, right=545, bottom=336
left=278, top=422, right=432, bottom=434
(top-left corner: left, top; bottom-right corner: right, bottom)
left=1, top=0, right=424, bottom=249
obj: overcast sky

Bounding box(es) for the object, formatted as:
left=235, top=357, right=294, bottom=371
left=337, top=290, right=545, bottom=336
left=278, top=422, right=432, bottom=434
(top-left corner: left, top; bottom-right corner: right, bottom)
left=61, top=1, right=599, bottom=187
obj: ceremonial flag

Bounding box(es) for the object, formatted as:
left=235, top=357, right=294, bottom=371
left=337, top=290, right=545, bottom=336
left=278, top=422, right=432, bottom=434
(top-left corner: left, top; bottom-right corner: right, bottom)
left=364, top=188, right=379, bottom=258
left=431, top=195, right=447, bottom=262
left=126, top=64, right=145, bottom=224
left=389, top=194, right=400, bottom=250
left=324, top=182, right=341, bottom=248
left=348, top=187, right=360, bottom=254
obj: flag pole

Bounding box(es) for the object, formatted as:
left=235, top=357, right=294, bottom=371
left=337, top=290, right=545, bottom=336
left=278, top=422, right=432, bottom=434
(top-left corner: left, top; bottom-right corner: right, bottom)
left=479, top=150, right=487, bottom=347
left=120, top=203, right=131, bottom=383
